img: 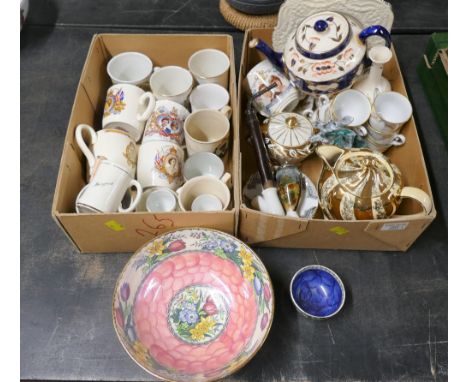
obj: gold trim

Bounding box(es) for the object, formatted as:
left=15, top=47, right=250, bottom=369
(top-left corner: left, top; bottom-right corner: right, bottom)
left=111, top=227, right=275, bottom=382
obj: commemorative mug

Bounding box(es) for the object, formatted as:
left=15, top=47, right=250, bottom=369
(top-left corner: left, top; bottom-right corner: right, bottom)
left=370, top=91, right=413, bottom=133
left=142, top=100, right=189, bottom=145
left=75, top=159, right=142, bottom=213
left=245, top=59, right=300, bottom=117
left=184, top=109, right=230, bottom=157
left=102, top=83, right=155, bottom=141
left=75, top=124, right=137, bottom=176
left=177, top=174, right=231, bottom=211
left=150, top=66, right=193, bottom=106
left=107, top=52, right=153, bottom=86
left=137, top=140, right=185, bottom=190
left=188, top=49, right=230, bottom=89
left=189, top=83, right=232, bottom=118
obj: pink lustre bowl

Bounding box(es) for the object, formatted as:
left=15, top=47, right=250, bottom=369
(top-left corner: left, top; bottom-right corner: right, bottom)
left=113, top=228, right=274, bottom=382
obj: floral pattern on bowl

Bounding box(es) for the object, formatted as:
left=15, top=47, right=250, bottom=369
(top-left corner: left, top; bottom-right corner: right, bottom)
left=113, top=228, right=274, bottom=382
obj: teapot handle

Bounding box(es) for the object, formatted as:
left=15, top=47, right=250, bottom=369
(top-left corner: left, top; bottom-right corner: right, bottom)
left=359, top=25, right=392, bottom=48
left=400, top=187, right=433, bottom=215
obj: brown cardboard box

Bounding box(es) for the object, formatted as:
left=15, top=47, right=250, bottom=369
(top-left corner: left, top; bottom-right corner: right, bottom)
left=237, top=29, right=436, bottom=251
left=52, top=34, right=240, bottom=253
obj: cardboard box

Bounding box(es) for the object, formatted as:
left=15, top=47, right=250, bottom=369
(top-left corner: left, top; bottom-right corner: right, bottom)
left=52, top=34, right=240, bottom=253
left=237, top=29, right=437, bottom=251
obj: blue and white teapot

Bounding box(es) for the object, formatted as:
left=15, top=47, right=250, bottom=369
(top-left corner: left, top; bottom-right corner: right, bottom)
left=249, top=11, right=391, bottom=95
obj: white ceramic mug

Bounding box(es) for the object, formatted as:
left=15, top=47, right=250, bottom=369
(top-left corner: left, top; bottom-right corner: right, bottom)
left=142, top=100, right=189, bottom=145
left=137, top=141, right=185, bottom=190
left=150, top=66, right=193, bottom=106
left=184, top=109, right=230, bottom=157
left=188, top=49, right=230, bottom=89
left=145, top=188, right=178, bottom=212
left=76, top=159, right=142, bottom=213
left=246, top=59, right=300, bottom=117
left=370, top=91, right=413, bottom=133
left=191, top=194, right=223, bottom=212
left=177, top=174, right=231, bottom=212
left=75, top=124, right=137, bottom=176
left=107, top=52, right=153, bottom=86
left=182, top=152, right=228, bottom=181
left=331, top=89, right=371, bottom=128
left=189, top=83, right=232, bottom=118
left=102, top=84, right=155, bottom=141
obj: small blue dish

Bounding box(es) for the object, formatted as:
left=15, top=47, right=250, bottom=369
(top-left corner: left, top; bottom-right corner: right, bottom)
left=290, top=265, right=346, bottom=319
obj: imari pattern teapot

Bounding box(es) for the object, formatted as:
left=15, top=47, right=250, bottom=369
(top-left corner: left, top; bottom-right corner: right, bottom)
left=316, top=145, right=433, bottom=220
left=250, top=11, right=391, bottom=95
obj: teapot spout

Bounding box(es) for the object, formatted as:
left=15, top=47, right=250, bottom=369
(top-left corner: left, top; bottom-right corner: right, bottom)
left=249, top=38, right=285, bottom=72
left=315, top=145, right=345, bottom=170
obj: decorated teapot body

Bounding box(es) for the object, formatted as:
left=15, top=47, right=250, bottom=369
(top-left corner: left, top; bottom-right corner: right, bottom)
left=316, top=145, right=433, bottom=220
left=250, top=11, right=391, bottom=95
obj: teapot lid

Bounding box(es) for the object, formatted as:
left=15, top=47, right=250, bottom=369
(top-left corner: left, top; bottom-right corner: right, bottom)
left=267, top=112, right=313, bottom=148
left=334, top=150, right=395, bottom=198
left=295, top=11, right=351, bottom=60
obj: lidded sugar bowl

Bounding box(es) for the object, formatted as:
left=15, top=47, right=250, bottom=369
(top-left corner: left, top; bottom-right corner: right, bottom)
left=316, top=145, right=433, bottom=220
left=250, top=11, right=391, bottom=95
left=263, top=112, right=317, bottom=164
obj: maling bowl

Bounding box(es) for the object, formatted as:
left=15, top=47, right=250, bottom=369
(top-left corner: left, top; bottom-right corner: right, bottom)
left=113, top=228, right=274, bottom=382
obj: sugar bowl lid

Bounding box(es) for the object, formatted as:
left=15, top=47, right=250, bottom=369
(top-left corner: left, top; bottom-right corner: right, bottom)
left=295, top=11, right=351, bottom=59
left=267, top=112, right=313, bottom=148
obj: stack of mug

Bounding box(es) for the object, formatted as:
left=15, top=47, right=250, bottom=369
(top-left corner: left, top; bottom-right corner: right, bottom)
left=75, top=48, right=233, bottom=214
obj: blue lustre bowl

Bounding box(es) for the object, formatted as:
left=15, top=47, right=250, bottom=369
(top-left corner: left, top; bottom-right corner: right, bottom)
left=290, top=265, right=345, bottom=319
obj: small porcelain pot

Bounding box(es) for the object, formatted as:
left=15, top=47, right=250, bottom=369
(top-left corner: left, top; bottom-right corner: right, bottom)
left=183, top=152, right=227, bottom=181
left=76, top=159, right=142, bottom=213
left=191, top=194, right=223, bottom=212
left=188, top=49, right=230, bottom=89
left=189, top=83, right=232, bottom=118
left=370, top=91, right=413, bottom=133
left=246, top=59, right=300, bottom=117
left=264, top=112, right=316, bottom=165
left=177, top=174, right=231, bottom=211
left=184, top=109, right=231, bottom=157
left=75, top=124, right=137, bottom=177
left=102, top=84, right=155, bottom=141
left=142, top=100, right=189, bottom=145
left=137, top=141, right=185, bottom=190
left=331, top=89, right=371, bottom=129
left=107, top=52, right=154, bottom=86
left=150, top=66, right=193, bottom=106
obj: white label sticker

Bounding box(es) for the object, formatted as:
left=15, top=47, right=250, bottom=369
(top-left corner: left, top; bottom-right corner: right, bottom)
left=380, top=222, right=409, bottom=231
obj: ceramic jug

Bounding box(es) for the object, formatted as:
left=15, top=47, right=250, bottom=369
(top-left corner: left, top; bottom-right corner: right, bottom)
left=315, top=145, right=433, bottom=220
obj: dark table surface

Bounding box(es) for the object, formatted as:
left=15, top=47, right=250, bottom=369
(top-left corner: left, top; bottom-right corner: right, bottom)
left=21, top=1, right=448, bottom=381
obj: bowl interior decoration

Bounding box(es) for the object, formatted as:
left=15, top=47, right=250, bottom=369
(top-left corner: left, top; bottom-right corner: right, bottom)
left=290, top=265, right=345, bottom=319
left=113, top=228, right=274, bottom=382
